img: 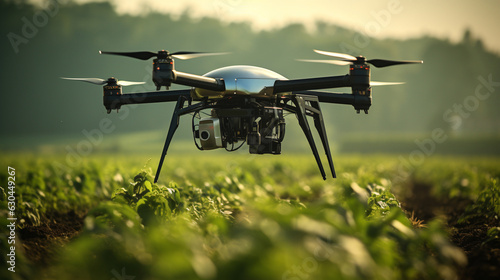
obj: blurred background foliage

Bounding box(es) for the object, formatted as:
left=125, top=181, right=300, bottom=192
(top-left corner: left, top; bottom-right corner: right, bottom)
left=1, top=0, right=499, bottom=155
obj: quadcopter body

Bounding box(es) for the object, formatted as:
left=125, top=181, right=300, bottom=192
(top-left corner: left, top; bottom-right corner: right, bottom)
left=62, top=49, right=422, bottom=182
left=193, top=65, right=285, bottom=98
left=190, top=65, right=287, bottom=154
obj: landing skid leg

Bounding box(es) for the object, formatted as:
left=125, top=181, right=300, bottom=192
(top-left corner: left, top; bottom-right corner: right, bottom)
left=280, top=94, right=336, bottom=180
left=291, top=96, right=327, bottom=180
left=310, top=100, right=336, bottom=178
left=154, top=97, right=186, bottom=183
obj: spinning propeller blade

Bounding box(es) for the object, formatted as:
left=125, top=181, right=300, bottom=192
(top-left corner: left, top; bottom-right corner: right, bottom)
left=307, top=50, right=423, bottom=68
left=296, top=59, right=352, bottom=66
left=117, top=80, right=146, bottom=86
left=365, top=59, right=423, bottom=68
left=60, top=77, right=144, bottom=86
left=171, top=51, right=229, bottom=60
left=60, top=77, right=107, bottom=85
left=371, top=81, right=405, bottom=86
left=314, top=49, right=357, bottom=60
left=99, top=50, right=228, bottom=60
left=99, top=51, right=157, bottom=60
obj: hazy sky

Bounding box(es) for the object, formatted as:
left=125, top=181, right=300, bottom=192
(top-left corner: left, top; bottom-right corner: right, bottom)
left=32, top=0, right=500, bottom=52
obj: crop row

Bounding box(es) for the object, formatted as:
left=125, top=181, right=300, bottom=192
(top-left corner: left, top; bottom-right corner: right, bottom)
left=1, top=154, right=498, bottom=279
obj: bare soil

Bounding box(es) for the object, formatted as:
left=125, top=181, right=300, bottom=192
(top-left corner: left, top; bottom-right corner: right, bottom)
left=398, top=181, right=500, bottom=280
left=19, top=210, right=85, bottom=265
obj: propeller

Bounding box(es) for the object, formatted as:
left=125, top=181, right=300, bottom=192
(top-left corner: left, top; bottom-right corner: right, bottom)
left=314, top=50, right=357, bottom=61
left=60, top=77, right=145, bottom=86
left=296, top=59, right=352, bottom=66
left=371, top=81, right=405, bottom=86
left=99, top=50, right=229, bottom=60
left=298, top=49, right=423, bottom=68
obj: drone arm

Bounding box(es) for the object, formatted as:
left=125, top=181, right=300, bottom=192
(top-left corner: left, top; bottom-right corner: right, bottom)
left=292, top=90, right=355, bottom=104
left=106, top=90, right=191, bottom=104
left=292, top=90, right=371, bottom=113
left=172, top=70, right=225, bottom=92
left=273, top=75, right=350, bottom=94
left=103, top=89, right=192, bottom=111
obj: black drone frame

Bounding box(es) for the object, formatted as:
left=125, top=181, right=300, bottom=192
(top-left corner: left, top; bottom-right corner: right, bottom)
left=103, top=76, right=370, bottom=183
left=86, top=49, right=421, bottom=183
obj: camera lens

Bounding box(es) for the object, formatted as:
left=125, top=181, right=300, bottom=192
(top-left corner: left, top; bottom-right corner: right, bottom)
left=200, top=130, right=210, bottom=141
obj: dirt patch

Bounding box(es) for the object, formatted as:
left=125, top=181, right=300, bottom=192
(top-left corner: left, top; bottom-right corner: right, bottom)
left=397, top=180, right=500, bottom=280
left=19, top=210, right=86, bottom=265
left=398, top=181, right=472, bottom=222
left=451, top=216, right=500, bottom=280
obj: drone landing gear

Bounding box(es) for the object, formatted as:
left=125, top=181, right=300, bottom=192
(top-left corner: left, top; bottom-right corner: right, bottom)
left=154, top=96, right=204, bottom=183
left=153, top=95, right=336, bottom=183
left=281, top=95, right=336, bottom=179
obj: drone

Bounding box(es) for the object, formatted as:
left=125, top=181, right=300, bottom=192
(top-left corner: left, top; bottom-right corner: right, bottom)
left=62, top=49, right=422, bottom=183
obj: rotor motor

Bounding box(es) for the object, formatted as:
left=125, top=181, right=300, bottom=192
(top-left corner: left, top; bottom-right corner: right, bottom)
left=153, top=56, right=175, bottom=90
left=349, top=63, right=372, bottom=114
left=102, top=78, right=123, bottom=113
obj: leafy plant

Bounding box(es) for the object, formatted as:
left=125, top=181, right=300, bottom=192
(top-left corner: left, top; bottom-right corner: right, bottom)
left=458, top=178, right=500, bottom=224
left=112, top=170, right=181, bottom=225
left=3, top=154, right=496, bottom=280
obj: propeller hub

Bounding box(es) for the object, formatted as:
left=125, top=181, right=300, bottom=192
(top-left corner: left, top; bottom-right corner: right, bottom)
left=354, top=56, right=366, bottom=64
left=157, top=50, right=170, bottom=59
left=105, top=77, right=119, bottom=87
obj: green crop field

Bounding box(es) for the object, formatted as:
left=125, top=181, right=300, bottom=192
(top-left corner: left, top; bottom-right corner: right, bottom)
left=1, top=153, right=499, bottom=280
